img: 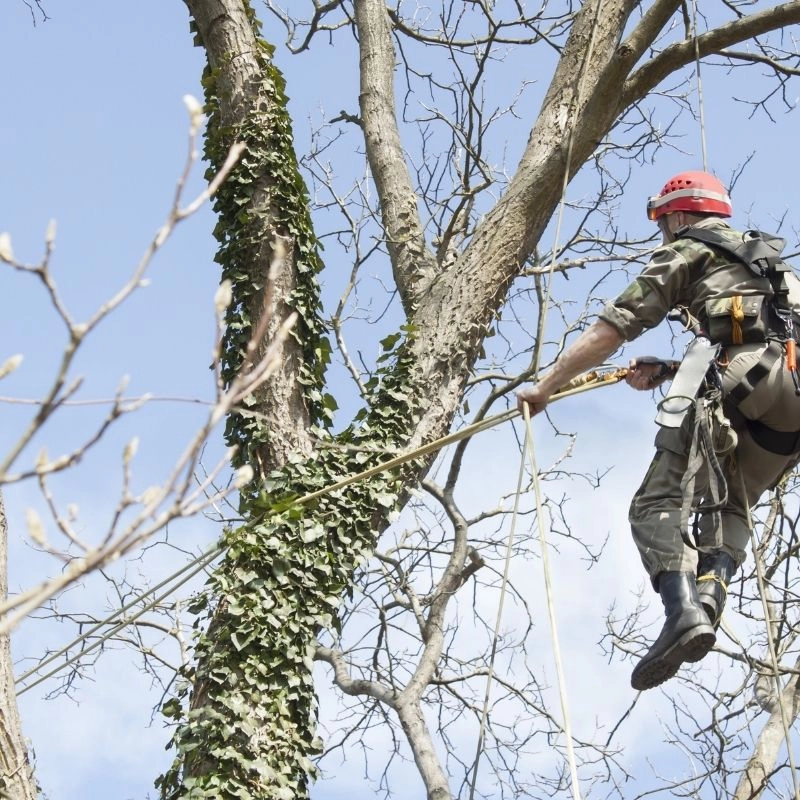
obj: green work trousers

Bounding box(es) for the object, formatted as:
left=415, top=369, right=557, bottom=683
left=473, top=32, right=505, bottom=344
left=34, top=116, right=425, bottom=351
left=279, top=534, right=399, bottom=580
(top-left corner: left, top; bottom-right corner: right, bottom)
left=629, top=342, right=800, bottom=589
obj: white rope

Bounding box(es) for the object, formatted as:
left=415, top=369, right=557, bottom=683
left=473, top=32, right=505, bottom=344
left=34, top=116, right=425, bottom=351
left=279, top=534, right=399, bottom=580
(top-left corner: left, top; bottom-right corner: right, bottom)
left=535, top=0, right=605, bottom=375
left=15, top=545, right=221, bottom=694
left=523, top=405, right=582, bottom=798
left=469, top=0, right=605, bottom=792
left=260, top=371, right=624, bottom=517
left=467, top=404, right=536, bottom=800
left=467, top=405, right=583, bottom=800
left=685, top=4, right=796, bottom=787
left=15, top=373, right=625, bottom=695
left=690, top=0, right=709, bottom=171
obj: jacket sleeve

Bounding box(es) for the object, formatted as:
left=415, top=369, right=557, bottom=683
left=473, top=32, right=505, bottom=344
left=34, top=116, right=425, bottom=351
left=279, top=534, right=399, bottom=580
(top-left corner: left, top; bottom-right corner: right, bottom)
left=599, top=245, right=692, bottom=341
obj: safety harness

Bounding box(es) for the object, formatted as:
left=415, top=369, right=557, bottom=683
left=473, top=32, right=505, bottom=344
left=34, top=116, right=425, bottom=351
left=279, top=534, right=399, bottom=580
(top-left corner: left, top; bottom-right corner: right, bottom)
left=678, top=225, right=800, bottom=452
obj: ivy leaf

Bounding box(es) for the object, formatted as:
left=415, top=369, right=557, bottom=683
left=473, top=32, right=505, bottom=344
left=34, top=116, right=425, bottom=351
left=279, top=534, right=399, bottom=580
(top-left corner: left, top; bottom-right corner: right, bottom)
left=375, top=492, right=396, bottom=508
left=161, top=698, right=182, bottom=720
left=301, top=523, right=325, bottom=544
left=379, top=332, right=402, bottom=351
left=231, top=631, right=254, bottom=651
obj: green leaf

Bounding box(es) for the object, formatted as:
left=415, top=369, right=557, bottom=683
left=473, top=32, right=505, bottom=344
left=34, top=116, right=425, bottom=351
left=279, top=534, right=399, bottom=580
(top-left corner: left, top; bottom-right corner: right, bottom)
left=375, top=492, right=396, bottom=508
left=301, top=523, right=325, bottom=544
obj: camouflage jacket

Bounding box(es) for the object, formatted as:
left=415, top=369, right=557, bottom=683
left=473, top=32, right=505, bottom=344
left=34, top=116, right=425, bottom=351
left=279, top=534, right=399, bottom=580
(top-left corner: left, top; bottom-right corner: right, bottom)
left=600, top=217, right=800, bottom=345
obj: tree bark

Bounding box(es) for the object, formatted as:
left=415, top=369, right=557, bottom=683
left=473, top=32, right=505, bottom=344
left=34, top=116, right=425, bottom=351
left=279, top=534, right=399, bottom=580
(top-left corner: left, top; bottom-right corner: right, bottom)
left=355, top=0, right=439, bottom=310
left=184, top=0, right=315, bottom=472
left=395, top=698, right=452, bottom=800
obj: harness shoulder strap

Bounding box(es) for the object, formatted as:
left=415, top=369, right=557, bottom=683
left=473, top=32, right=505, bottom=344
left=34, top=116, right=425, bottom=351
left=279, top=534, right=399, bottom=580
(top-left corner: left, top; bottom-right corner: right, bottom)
left=677, top=226, right=787, bottom=279
left=678, top=226, right=796, bottom=322
left=673, top=228, right=800, bottom=456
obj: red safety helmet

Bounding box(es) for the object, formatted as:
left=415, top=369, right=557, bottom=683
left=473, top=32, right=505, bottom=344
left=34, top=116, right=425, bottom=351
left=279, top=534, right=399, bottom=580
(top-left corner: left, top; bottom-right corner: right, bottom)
left=646, top=171, right=732, bottom=221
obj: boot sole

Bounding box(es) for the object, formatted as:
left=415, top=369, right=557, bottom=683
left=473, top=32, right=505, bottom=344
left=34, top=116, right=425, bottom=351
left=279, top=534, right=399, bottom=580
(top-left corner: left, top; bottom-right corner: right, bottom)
left=631, top=625, right=715, bottom=691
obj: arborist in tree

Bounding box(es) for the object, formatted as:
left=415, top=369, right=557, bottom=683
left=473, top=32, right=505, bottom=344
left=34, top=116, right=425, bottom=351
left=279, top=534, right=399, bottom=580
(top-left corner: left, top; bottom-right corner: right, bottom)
left=517, top=170, right=800, bottom=690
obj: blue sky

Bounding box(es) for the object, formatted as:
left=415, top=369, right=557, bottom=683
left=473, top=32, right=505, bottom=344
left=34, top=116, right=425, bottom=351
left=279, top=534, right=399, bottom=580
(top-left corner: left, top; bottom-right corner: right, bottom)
left=2, top=2, right=800, bottom=800
left=2, top=3, right=220, bottom=798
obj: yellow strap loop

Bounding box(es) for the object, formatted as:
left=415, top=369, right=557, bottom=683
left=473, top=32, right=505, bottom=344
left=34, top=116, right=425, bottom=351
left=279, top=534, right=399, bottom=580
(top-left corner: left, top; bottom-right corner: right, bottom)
left=731, top=294, right=745, bottom=345
left=696, top=573, right=728, bottom=597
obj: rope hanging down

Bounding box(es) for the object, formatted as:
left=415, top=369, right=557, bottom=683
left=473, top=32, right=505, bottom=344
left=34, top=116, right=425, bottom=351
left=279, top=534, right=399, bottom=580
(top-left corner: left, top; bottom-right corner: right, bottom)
left=687, top=5, right=798, bottom=794
left=525, top=405, right=582, bottom=798
left=470, top=0, right=606, bottom=792
left=468, top=405, right=584, bottom=800
left=467, top=404, right=536, bottom=800
left=689, top=0, right=709, bottom=171
left=466, top=375, right=621, bottom=800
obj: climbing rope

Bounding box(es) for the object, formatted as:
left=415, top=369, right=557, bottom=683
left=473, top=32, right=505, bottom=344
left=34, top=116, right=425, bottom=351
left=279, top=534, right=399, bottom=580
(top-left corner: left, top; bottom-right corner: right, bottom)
left=685, top=6, right=797, bottom=791
left=269, top=368, right=627, bottom=515
left=690, top=0, right=709, bottom=171
left=683, top=4, right=798, bottom=792
left=524, top=405, right=582, bottom=797
left=467, top=405, right=583, bottom=800
left=15, top=545, right=221, bottom=695
left=467, top=405, right=538, bottom=800
left=467, top=396, right=599, bottom=800
left=469, top=0, right=606, bottom=793
left=14, top=369, right=626, bottom=693
left=537, top=0, right=605, bottom=365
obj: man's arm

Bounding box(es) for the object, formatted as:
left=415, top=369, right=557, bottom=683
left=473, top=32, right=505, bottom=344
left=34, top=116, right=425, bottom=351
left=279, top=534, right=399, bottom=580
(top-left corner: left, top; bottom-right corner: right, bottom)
left=517, top=319, right=625, bottom=415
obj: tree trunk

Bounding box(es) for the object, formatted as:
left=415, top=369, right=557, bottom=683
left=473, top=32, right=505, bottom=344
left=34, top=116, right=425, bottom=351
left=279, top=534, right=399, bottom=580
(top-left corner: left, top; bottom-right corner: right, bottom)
left=183, top=0, right=317, bottom=474
left=395, top=698, right=452, bottom=800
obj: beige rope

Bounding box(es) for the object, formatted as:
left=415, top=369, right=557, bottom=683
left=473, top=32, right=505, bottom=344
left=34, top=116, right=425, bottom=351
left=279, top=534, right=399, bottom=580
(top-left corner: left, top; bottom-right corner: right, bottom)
left=15, top=369, right=626, bottom=694
left=467, top=403, right=537, bottom=800
left=523, top=404, right=582, bottom=798
left=272, top=368, right=627, bottom=515
left=15, top=545, right=221, bottom=694
left=690, top=0, right=709, bottom=171
left=470, top=0, right=607, bottom=789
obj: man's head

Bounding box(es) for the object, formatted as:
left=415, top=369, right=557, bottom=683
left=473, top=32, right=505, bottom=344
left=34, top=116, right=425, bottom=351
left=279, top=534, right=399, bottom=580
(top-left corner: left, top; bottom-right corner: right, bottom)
left=646, top=170, right=732, bottom=243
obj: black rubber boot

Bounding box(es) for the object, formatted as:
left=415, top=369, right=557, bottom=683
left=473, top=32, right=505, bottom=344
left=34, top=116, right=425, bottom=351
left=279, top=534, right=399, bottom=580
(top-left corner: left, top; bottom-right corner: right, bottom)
left=697, top=551, right=737, bottom=628
left=631, top=572, right=716, bottom=691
